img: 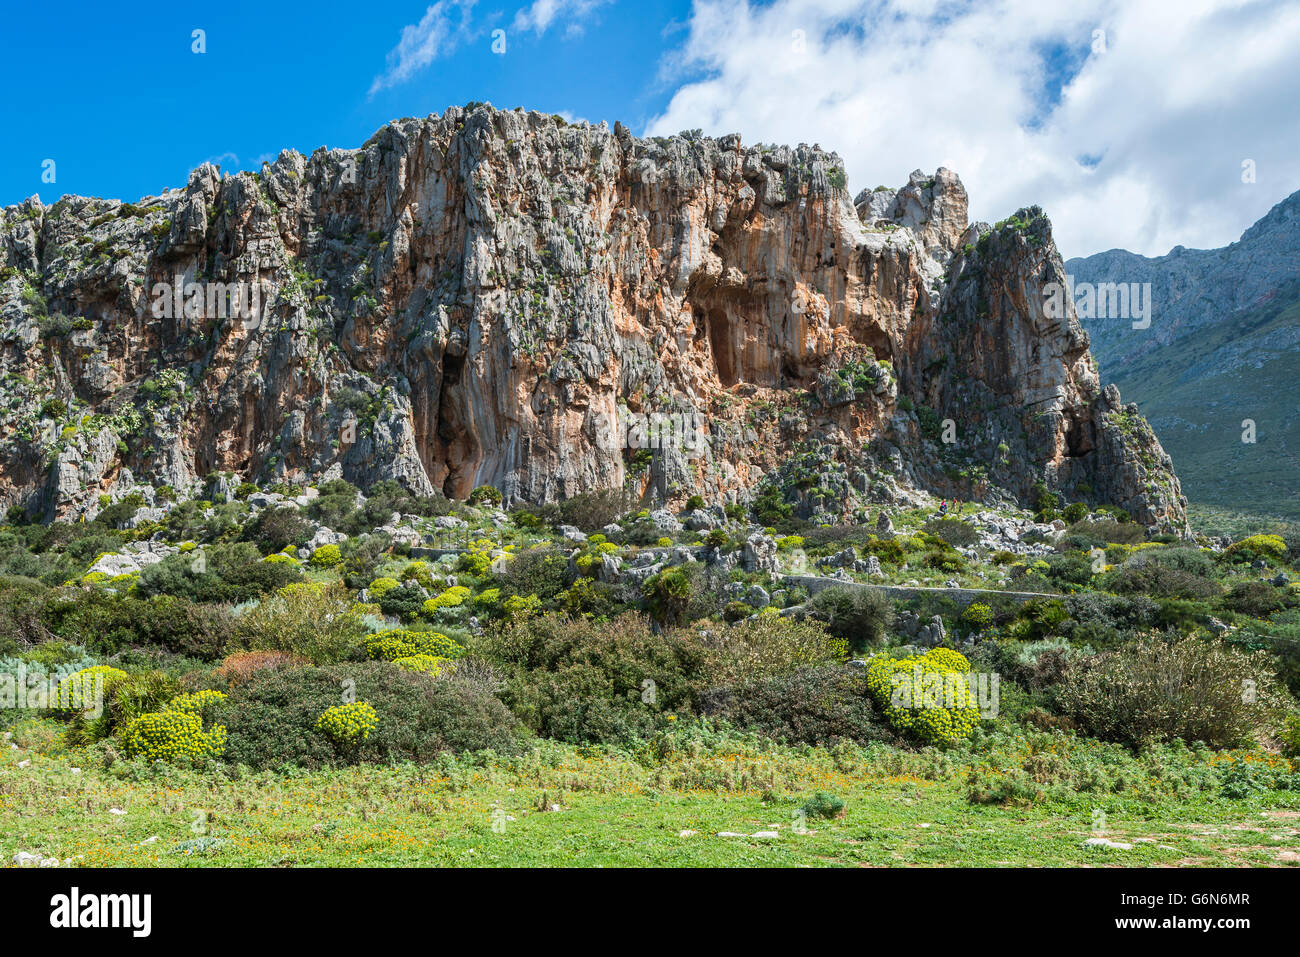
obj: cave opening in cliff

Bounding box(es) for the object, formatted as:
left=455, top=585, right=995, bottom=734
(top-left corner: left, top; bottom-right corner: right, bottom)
left=435, top=352, right=477, bottom=500
left=707, top=308, right=737, bottom=387
left=1065, top=416, right=1095, bottom=457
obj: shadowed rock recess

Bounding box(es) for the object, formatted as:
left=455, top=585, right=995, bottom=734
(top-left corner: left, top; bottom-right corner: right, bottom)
left=0, top=104, right=1185, bottom=530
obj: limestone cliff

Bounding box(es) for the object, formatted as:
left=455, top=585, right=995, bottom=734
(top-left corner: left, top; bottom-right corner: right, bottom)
left=0, top=104, right=1186, bottom=530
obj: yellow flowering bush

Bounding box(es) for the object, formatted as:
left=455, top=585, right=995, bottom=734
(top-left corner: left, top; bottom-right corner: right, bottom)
left=367, top=577, right=400, bottom=598
left=960, top=603, right=993, bottom=632
left=122, top=710, right=227, bottom=763
left=926, top=647, right=971, bottom=672
left=56, top=666, right=129, bottom=711
left=310, top=544, right=342, bottom=567
left=166, top=689, right=228, bottom=718
left=472, top=588, right=501, bottom=611
left=461, top=540, right=515, bottom=576
left=315, top=702, right=378, bottom=749
left=502, top=594, right=542, bottom=617
left=400, top=562, right=436, bottom=589
left=422, top=585, right=470, bottom=615
left=364, top=629, right=464, bottom=661
left=866, top=649, right=979, bottom=745
left=262, top=552, right=299, bottom=565
left=1222, top=534, right=1287, bottom=565
left=392, top=654, right=449, bottom=675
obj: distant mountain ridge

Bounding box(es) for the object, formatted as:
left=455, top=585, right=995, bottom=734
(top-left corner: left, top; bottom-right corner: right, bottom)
left=1068, top=188, right=1300, bottom=518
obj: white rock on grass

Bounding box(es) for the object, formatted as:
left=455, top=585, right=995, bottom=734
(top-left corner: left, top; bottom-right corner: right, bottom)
left=12, top=851, right=59, bottom=867
left=1082, top=837, right=1132, bottom=850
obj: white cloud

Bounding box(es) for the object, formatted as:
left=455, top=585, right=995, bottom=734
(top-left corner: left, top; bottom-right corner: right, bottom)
left=201, top=152, right=240, bottom=170
left=647, top=0, right=1300, bottom=257
left=370, top=1, right=478, bottom=95
left=512, top=0, right=611, bottom=37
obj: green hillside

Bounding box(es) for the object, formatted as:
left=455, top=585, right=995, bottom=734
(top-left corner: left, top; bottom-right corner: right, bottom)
left=1104, top=284, right=1300, bottom=520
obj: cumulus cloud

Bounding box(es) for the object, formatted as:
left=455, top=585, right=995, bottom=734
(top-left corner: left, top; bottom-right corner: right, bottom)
left=646, top=0, right=1300, bottom=257
left=513, top=0, right=611, bottom=37
left=370, top=0, right=479, bottom=96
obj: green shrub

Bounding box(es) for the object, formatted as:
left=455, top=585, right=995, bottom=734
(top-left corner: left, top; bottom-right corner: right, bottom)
left=806, top=586, right=893, bottom=650
left=136, top=542, right=303, bottom=603
left=422, top=585, right=470, bottom=615
left=473, top=612, right=706, bottom=746
left=214, top=662, right=522, bottom=769
left=241, top=506, right=312, bottom=554
left=1281, top=713, right=1300, bottom=758
left=91, top=670, right=183, bottom=740
left=367, top=577, right=400, bottom=598
left=1106, top=561, right=1221, bottom=600
left=1221, top=582, right=1292, bottom=619
left=467, top=485, right=502, bottom=507
left=47, top=591, right=232, bottom=658
left=1062, top=502, right=1089, bottom=523
left=1067, top=518, right=1145, bottom=545
left=699, top=664, right=894, bottom=747
left=233, top=581, right=369, bottom=664
left=642, top=566, right=700, bottom=627
left=1054, top=636, right=1290, bottom=748
left=376, top=581, right=427, bottom=619
left=700, top=615, right=847, bottom=687
left=557, top=578, right=619, bottom=618
left=922, top=519, right=978, bottom=548
left=556, top=488, right=636, bottom=533
left=802, top=791, right=846, bottom=819
left=55, top=665, right=128, bottom=712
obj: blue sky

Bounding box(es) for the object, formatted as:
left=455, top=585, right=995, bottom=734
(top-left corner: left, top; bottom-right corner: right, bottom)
left=0, top=1, right=691, bottom=209
left=3, top=0, right=1298, bottom=258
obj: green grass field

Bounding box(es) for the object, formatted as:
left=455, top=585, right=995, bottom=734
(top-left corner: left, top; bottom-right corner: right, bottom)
left=6, top=735, right=1298, bottom=868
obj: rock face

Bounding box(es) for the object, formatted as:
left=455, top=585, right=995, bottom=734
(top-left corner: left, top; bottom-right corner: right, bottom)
left=0, top=104, right=1185, bottom=530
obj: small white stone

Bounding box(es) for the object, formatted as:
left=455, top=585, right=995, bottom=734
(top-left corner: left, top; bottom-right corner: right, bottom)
left=17, top=759, right=30, bottom=768
left=679, top=830, right=697, bottom=838
left=1082, top=837, right=1132, bottom=850
left=108, top=807, right=127, bottom=816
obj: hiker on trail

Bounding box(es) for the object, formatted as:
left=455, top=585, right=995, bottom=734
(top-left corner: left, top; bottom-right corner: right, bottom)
left=938, top=499, right=948, bottom=516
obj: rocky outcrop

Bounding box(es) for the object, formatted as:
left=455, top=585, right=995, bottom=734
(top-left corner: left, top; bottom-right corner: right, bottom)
left=0, top=104, right=1186, bottom=530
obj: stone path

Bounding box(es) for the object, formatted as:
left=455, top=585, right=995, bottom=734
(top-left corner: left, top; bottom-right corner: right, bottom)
left=780, top=574, right=1063, bottom=606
